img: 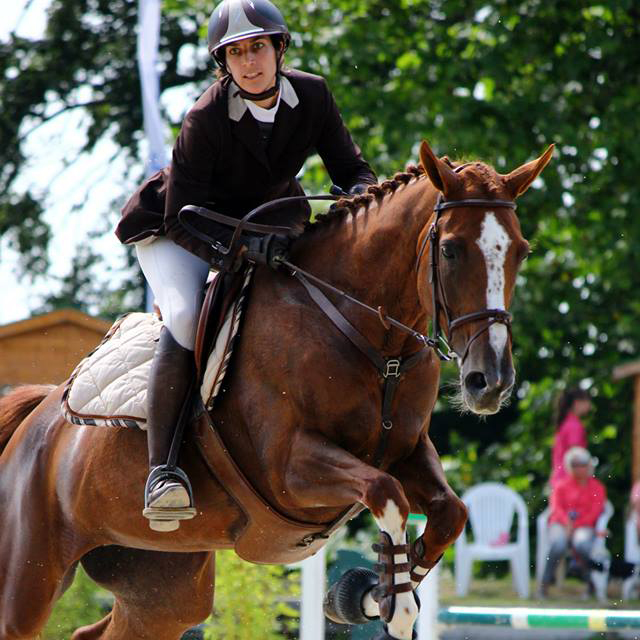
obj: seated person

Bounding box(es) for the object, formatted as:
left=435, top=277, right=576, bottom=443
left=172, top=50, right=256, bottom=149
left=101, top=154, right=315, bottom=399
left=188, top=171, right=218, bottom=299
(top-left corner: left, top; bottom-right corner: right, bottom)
left=631, top=480, right=640, bottom=539
left=539, top=446, right=606, bottom=597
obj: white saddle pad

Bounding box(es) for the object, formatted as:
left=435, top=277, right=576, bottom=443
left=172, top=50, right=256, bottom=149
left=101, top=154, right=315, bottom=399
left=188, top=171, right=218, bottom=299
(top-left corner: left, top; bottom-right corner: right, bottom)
left=61, top=267, right=253, bottom=429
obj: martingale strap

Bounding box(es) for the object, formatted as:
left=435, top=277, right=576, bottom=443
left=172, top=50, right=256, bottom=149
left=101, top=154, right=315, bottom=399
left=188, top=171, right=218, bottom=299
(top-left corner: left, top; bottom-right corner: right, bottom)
left=293, top=272, right=429, bottom=468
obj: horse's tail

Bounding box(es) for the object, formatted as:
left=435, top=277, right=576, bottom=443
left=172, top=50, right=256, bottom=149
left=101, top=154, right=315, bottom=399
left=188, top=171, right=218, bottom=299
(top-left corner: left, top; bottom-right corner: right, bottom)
left=0, top=385, right=54, bottom=453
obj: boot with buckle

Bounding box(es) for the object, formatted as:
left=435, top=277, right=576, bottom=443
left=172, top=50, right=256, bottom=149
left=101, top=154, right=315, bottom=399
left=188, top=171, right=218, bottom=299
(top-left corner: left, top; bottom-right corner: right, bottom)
left=142, top=326, right=197, bottom=532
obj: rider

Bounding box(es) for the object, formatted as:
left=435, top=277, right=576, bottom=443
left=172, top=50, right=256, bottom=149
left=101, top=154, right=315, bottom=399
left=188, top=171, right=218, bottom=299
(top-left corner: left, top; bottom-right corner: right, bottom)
left=115, top=0, right=377, bottom=530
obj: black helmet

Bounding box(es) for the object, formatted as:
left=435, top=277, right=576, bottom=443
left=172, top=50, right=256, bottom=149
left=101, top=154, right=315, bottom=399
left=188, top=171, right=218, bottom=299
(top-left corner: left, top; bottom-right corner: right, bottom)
left=208, top=0, right=291, bottom=68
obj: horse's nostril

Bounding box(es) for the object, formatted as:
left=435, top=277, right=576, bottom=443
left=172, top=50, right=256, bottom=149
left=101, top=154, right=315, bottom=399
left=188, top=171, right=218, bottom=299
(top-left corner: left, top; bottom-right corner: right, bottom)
left=465, top=371, right=487, bottom=393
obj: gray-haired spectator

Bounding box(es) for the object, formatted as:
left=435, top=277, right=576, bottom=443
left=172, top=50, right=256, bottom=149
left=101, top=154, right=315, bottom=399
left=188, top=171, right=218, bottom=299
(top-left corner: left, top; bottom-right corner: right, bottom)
left=538, top=447, right=606, bottom=598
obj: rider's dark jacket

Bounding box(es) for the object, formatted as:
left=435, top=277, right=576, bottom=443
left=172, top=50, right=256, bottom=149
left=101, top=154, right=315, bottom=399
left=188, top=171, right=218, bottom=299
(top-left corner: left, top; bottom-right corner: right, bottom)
left=116, top=69, right=377, bottom=263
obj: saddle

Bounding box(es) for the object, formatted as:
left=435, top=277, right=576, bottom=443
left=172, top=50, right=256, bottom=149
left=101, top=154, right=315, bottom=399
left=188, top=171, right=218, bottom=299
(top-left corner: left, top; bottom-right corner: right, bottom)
left=61, top=266, right=253, bottom=428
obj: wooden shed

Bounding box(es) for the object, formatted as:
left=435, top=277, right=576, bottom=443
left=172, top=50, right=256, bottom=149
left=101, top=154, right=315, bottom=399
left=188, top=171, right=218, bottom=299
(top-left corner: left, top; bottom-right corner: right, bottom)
left=613, top=361, right=640, bottom=483
left=0, top=309, right=111, bottom=387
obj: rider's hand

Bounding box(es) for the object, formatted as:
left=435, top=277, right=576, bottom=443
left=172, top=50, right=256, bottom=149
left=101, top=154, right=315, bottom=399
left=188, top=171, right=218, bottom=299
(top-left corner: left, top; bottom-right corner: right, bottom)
left=348, top=183, right=369, bottom=195
left=266, top=234, right=290, bottom=269
left=242, top=233, right=290, bottom=270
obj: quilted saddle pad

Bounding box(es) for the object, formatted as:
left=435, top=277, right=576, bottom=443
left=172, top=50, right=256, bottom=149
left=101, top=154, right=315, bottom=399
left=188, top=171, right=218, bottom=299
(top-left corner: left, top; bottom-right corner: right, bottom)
left=61, top=268, right=253, bottom=429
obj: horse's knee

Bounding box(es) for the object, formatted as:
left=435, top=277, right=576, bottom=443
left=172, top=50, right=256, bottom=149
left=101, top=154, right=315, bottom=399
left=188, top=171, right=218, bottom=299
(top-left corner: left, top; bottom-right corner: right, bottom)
left=428, top=492, right=467, bottom=546
left=364, top=474, right=410, bottom=522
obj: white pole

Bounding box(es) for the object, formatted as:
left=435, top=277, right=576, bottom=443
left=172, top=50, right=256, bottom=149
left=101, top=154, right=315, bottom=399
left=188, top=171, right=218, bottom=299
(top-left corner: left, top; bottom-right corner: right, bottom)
left=137, top=0, right=169, bottom=176
left=137, top=0, right=169, bottom=312
left=417, top=562, right=440, bottom=640
left=412, top=518, right=440, bottom=640
left=300, top=546, right=326, bottom=640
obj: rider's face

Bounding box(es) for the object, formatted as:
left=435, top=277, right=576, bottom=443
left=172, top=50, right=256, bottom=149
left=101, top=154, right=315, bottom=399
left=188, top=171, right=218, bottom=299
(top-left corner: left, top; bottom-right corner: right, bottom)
left=225, top=36, right=278, bottom=97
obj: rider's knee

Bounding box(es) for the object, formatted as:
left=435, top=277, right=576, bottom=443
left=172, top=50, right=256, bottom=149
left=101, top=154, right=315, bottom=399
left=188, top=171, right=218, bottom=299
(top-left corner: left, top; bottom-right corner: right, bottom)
left=163, top=304, right=199, bottom=350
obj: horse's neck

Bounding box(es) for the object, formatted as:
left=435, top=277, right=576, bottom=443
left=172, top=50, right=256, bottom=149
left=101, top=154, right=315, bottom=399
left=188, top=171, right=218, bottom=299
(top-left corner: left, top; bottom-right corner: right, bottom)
left=298, top=179, right=434, bottom=353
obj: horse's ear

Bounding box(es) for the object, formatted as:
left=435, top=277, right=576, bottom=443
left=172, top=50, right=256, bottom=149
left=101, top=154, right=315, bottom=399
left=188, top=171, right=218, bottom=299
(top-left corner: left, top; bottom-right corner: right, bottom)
left=502, top=144, right=555, bottom=198
left=419, top=140, right=462, bottom=196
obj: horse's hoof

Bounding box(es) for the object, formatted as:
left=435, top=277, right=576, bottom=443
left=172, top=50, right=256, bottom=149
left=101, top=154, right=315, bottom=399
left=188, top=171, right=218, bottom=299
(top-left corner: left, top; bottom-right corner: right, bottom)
left=324, top=567, right=379, bottom=624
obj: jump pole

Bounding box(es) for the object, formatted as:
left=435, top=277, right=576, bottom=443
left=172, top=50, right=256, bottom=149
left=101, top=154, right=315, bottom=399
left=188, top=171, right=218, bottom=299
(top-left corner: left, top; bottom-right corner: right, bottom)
left=438, top=607, right=640, bottom=632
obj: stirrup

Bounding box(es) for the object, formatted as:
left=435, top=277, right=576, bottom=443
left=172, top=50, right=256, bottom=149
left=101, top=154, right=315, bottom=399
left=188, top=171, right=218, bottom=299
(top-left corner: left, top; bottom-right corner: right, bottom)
left=143, top=465, right=197, bottom=531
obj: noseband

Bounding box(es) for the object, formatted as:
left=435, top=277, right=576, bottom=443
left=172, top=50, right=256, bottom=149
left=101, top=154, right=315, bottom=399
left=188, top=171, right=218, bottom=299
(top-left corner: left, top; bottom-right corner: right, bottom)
left=417, top=165, right=517, bottom=363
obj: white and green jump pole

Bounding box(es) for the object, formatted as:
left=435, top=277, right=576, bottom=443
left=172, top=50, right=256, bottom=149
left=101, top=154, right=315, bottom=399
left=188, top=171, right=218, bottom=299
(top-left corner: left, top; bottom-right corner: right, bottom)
left=438, top=606, right=640, bottom=632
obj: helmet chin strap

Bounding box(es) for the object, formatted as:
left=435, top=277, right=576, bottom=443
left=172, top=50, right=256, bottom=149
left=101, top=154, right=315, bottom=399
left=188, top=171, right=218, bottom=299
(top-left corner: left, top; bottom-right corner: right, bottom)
left=232, top=72, right=280, bottom=101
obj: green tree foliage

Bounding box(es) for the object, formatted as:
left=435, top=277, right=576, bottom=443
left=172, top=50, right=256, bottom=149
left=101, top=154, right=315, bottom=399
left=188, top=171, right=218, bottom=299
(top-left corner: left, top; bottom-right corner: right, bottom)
left=205, top=552, right=299, bottom=638
left=42, top=554, right=298, bottom=638
left=42, top=568, right=111, bottom=639
left=2, top=0, right=639, bottom=552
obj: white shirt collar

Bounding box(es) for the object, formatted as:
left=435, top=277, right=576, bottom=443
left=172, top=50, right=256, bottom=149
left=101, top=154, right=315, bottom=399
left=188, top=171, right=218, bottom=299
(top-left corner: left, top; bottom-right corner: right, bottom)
left=244, top=90, right=281, bottom=123
left=228, top=75, right=299, bottom=122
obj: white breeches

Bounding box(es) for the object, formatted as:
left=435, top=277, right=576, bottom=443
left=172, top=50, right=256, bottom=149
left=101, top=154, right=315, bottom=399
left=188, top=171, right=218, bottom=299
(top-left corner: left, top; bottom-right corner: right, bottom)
left=136, top=238, right=210, bottom=350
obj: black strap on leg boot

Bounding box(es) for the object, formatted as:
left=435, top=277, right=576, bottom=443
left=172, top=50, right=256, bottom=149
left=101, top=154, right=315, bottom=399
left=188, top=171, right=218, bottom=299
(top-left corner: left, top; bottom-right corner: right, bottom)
left=410, top=537, right=443, bottom=586
left=371, top=532, right=417, bottom=623
left=143, top=327, right=197, bottom=530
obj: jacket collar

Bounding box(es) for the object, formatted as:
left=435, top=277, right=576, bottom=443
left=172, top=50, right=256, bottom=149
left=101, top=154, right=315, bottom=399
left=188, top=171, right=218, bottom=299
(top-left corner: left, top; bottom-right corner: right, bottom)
left=228, top=75, right=299, bottom=122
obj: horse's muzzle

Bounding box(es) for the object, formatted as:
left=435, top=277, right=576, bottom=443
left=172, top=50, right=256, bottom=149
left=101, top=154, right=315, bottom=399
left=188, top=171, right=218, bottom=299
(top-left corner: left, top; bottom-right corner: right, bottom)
left=461, top=366, right=514, bottom=415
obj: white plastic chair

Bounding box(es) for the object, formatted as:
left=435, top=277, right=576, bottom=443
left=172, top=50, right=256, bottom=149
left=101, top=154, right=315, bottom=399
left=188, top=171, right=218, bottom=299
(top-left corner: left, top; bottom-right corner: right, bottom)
left=625, top=512, right=640, bottom=564
left=535, top=500, right=613, bottom=601
left=622, top=512, right=640, bottom=601
left=454, top=482, right=530, bottom=598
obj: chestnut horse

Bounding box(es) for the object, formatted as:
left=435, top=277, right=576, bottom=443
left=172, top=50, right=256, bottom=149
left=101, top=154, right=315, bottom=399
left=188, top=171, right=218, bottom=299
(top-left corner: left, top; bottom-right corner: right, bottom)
left=0, top=140, right=552, bottom=640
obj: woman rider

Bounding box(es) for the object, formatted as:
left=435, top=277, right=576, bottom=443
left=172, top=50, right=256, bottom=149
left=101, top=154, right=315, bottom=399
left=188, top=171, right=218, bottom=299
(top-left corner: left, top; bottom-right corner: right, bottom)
left=115, top=0, right=377, bottom=531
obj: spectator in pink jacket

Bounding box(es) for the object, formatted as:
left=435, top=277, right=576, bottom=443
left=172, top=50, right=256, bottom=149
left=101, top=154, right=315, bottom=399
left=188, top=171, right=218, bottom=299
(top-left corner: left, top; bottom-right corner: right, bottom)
left=550, top=388, right=592, bottom=488
left=539, top=447, right=606, bottom=597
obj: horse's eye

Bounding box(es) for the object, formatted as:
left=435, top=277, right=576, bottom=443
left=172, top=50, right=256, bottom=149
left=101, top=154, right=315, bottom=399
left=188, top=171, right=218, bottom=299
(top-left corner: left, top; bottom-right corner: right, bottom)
left=441, top=244, right=455, bottom=259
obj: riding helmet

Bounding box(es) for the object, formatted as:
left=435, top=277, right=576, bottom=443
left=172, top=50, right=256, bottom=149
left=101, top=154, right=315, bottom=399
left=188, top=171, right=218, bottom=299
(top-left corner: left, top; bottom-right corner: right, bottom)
left=207, top=0, right=291, bottom=69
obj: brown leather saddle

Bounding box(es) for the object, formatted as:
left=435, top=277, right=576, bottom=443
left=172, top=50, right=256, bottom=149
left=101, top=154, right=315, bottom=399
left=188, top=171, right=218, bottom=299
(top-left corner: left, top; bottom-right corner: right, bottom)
left=193, top=268, right=246, bottom=381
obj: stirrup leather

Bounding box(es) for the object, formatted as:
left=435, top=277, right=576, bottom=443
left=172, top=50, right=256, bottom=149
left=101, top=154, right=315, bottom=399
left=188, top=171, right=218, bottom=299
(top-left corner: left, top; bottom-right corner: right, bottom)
left=143, top=465, right=197, bottom=522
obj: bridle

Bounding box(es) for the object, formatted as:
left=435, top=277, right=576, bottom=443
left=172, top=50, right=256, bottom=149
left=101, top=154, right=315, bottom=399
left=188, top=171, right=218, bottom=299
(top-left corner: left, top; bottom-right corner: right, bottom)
left=416, top=164, right=516, bottom=363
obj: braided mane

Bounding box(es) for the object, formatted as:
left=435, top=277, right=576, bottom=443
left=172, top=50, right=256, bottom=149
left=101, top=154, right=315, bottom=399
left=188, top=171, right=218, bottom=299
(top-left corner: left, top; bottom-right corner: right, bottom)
left=301, top=163, right=426, bottom=235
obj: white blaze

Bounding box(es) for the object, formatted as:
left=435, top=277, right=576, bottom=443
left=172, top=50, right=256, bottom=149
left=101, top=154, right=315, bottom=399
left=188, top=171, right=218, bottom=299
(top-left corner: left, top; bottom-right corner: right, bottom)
left=476, top=212, right=511, bottom=363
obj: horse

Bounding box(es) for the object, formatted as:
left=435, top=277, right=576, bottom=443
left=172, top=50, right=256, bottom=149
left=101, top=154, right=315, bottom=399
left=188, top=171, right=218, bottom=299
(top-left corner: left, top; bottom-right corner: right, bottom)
left=0, top=139, right=553, bottom=640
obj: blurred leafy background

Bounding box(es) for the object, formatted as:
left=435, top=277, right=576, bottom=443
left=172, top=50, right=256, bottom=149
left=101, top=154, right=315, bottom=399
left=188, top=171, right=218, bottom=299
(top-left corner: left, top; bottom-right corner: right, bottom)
left=2, top=0, right=639, bottom=628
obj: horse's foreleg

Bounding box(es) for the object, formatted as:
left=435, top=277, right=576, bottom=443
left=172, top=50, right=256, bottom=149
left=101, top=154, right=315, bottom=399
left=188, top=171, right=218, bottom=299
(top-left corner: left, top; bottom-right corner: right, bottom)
left=283, top=432, right=418, bottom=640
left=390, top=434, right=467, bottom=588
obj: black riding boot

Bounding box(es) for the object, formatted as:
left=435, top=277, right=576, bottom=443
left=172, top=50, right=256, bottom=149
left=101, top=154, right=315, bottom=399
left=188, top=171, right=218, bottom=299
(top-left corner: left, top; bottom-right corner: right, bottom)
left=142, top=326, right=197, bottom=532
